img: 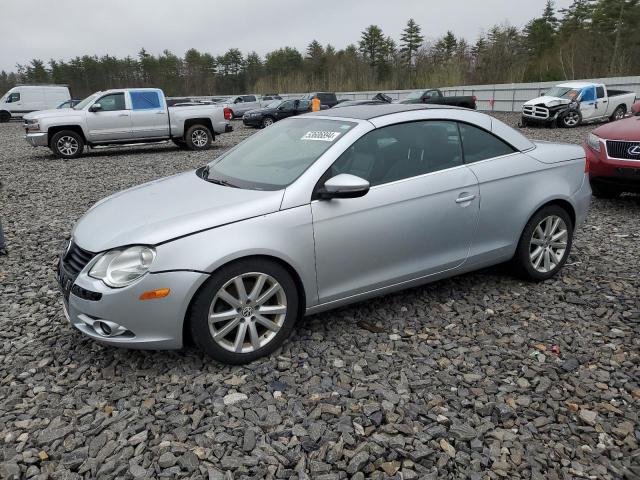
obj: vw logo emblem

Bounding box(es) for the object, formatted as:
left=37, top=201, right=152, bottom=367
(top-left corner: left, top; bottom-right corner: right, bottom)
left=241, top=306, right=254, bottom=318
left=628, top=145, right=640, bottom=156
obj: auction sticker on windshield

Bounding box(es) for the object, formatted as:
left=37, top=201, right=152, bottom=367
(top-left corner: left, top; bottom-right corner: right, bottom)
left=301, top=131, right=341, bottom=142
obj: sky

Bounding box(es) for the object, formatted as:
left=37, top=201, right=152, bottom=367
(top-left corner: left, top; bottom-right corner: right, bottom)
left=0, top=0, right=575, bottom=72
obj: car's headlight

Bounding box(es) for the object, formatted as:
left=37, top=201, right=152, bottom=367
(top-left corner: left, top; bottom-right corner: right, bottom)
left=587, top=133, right=601, bottom=152
left=89, top=246, right=155, bottom=288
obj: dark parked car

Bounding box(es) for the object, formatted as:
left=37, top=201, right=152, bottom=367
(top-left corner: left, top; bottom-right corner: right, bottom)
left=333, top=93, right=393, bottom=108
left=57, top=99, right=82, bottom=109
left=242, top=99, right=311, bottom=128
left=400, top=89, right=477, bottom=109
left=302, top=92, right=339, bottom=108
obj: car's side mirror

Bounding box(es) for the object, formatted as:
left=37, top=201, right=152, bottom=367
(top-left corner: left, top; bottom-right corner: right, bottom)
left=89, top=103, right=102, bottom=112
left=632, top=101, right=640, bottom=116
left=318, top=174, right=370, bottom=200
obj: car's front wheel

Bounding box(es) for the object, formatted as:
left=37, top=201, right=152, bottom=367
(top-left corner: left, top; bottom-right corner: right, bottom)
left=560, top=111, right=581, bottom=128
left=189, top=259, right=299, bottom=364
left=50, top=130, right=85, bottom=159
left=261, top=116, right=274, bottom=128
left=513, top=205, right=573, bottom=281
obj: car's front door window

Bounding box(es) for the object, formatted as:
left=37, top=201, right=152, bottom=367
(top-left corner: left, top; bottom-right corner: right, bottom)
left=96, top=93, right=126, bottom=112
left=327, top=120, right=463, bottom=187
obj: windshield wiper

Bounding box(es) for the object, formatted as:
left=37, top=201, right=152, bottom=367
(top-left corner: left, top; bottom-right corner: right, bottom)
left=200, top=165, right=237, bottom=187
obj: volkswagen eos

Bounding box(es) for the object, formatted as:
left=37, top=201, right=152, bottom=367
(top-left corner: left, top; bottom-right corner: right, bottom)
left=58, top=104, right=591, bottom=364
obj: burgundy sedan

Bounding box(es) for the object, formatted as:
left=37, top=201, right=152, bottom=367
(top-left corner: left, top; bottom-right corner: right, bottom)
left=585, top=101, right=640, bottom=198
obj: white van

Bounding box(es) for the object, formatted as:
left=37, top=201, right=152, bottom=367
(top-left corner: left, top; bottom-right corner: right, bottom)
left=0, top=85, right=71, bottom=122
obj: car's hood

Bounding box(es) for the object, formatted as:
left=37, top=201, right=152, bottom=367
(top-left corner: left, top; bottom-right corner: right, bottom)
left=524, top=96, right=570, bottom=107
left=73, top=171, right=285, bottom=252
left=24, top=108, right=83, bottom=120
left=593, top=116, right=640, bottom=141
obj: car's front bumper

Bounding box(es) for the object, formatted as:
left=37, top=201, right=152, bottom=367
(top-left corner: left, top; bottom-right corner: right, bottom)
left=63, top=268, right=209, bottom=349
left=585, top=142, right=640, bottom=192
left=24, top=132, right=48, bottom=147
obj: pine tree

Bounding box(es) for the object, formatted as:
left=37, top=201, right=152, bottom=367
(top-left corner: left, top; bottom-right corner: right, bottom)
left=400, top=19, right=424, bottom=67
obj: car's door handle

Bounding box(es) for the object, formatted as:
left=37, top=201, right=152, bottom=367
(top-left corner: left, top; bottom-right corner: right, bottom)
left=117, top=113, right=128, bottom=117
left=155, top=111, right=166, bottom=115
left=456, top=193, right=476, bottom=204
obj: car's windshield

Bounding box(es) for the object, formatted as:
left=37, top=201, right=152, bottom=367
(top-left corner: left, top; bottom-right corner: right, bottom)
left=206, top=118, right=357, bottom=190
left=404, top=91, right=423, bottom=100
left=545, top=87, right=582, bottom=100
left=73, top=93, right=99, bottom=110
left=267, top=100, right=283, bottom=108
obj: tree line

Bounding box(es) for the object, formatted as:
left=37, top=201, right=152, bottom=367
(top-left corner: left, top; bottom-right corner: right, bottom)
left=1, top=0, right=638, bottom=98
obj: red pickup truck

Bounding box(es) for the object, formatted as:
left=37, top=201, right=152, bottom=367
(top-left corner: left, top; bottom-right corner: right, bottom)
left=584, top=101, right=640, bottom=198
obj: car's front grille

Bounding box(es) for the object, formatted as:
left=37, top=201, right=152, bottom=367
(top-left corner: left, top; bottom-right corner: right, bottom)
left=606, top=140, right=640, bottom=161
left=523, top=104, right=550, bottom=119
left=62, top=241, right=95, bottom=276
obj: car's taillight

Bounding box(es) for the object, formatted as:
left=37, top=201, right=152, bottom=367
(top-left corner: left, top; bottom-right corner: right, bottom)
left=223, top=107, right=232, bottom=121
left=472, top=95, right=477, bottom=103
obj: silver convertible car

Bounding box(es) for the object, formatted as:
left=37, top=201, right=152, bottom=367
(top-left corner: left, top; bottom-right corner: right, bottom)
left=58, top=104, right=591, bottom=364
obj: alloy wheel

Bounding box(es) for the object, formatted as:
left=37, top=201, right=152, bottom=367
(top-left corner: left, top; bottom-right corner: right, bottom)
left=191, top=129, right=209, bottom=148
left=563, top=112, right=579, bottom=127
left=57, top=136, right=79, bottom=156
left=529, top=215, right=568, bottom=273
left=263, top=118, right=274, bottom=127
left=208, top=272, right=287, bottom=353
left=614, top=109, right=625, bottom=120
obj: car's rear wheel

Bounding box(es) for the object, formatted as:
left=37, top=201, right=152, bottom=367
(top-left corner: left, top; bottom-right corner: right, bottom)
left=609, top=105, right=626, bottom=122
left=513, top=205, right=573, bottom=281
left=560, top=111, right=581, bottom=128
left=185, top=125, right=212, bottom=150
left=591, top=181, right=622, bottom=199
left=189, top=259, right=299, bottom=364
left=261, top=116, right=274, bottom=128
left=50, top=130, right=85, bottom=159
left=0, top=111, right=10, bottom=123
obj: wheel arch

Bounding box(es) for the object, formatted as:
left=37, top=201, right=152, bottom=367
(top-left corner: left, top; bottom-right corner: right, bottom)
left=519, top=198, right=576, bottom=243
left=181, top=254, right=307, bottom=347
left=183, top=118, right=214, bottom=138
left=48, top=125, right=86, bottom=145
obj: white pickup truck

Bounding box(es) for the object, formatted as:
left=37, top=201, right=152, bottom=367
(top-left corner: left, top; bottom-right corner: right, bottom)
left=23, top=88, right=233, bottom=159
left=522, top=81, right=637, bottom=128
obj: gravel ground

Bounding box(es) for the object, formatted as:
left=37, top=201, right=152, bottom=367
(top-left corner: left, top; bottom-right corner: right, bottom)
left=0, top=113, right=638, bottom=480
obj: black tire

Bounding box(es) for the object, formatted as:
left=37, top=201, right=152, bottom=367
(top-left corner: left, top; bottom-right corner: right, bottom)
left=184, top=124, right=212, bottom=151
left=189, top=258, right=300, bottom=364
left=609, top=105, right=626, bottom=122
left=261, top=116, right=275, bottom=128
left=590, top=180, right=622, bottom=199
left=172, top=138, right=188, bottom=149
left=560, top=110, right=582, bottom=128
left=513, top=205, right=574, bottom=282
left=0, top=111, right=10, bottom=123
left=519, top=117, right=529, bottom=128
left=50, top=130, right=85, bottom=159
